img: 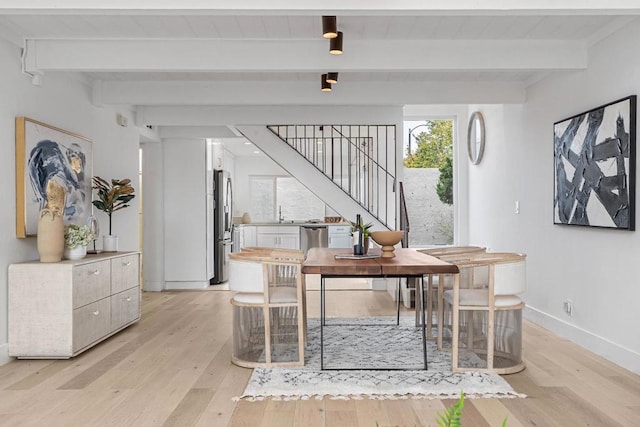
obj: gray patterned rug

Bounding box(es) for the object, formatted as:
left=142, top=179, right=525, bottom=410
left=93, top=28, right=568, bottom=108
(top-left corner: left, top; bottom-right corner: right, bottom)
left=238, top=317, right=526, bottom=401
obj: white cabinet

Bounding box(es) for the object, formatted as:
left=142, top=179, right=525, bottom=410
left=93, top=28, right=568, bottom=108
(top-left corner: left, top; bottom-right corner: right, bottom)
left=8, top=252, right=140, bottom=359
left=255, top=226, right=300, bottom=250
left=239, top=225, right=257, bottom=248
left=328, top=225, right=353, bottom=249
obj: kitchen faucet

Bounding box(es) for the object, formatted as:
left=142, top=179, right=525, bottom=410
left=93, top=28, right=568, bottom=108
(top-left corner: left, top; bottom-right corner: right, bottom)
left=278, top=205, right=284, bottom=223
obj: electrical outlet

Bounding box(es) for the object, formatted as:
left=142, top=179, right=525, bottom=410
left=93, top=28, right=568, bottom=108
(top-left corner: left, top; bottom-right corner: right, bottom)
left=564, top=299, right=573, bottom=316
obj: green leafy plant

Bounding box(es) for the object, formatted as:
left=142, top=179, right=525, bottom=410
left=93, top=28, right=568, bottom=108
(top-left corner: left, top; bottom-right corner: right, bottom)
left=435, top=393, right=464, bottom=427
left=64, top=224, right=94, bottom=248
left=436, top=156, right=453, bottom=205
left=91, top=177, right=136, bottom=235
left=350, top=216, right=373, bottom=237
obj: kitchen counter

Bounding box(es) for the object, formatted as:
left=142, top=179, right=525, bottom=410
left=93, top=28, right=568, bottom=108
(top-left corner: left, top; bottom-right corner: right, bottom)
left=236, top=222, right=350, bottom=227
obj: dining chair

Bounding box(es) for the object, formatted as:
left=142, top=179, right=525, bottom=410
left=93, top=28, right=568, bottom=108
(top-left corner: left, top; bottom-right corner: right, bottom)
left=442, top=252, right=526, bottom=374
left=416, top=246, right=486, bottom=343
left=228, top=249, right=306, bottom=368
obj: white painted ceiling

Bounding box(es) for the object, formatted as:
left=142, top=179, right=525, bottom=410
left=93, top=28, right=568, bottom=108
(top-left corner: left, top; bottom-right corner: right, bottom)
left=0, top=1, right=638, bottom=155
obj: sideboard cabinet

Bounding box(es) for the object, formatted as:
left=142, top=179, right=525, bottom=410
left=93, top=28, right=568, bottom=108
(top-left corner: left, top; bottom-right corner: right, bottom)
left=8, top=252, right=140, bottom=359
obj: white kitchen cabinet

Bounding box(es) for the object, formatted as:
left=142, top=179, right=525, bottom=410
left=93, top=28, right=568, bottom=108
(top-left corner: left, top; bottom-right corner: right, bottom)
left=256, top=226, right=300, bottom=249
left=8, top=252, right=140, bottom=359
left=328, top=225, right=353, bottom=248
left=239, top=225, right=257, bottom=248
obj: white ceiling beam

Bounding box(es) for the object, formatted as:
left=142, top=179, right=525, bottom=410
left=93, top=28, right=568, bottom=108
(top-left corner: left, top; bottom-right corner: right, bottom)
left=158, top=126, right=237, bottom=139
left=138, top=105, right=403, bottom=127
left=23, top=38, right=586, bottom=74
left=1, top=1, right=640, bottom=15
left=118, top=80, right=523, bottom=111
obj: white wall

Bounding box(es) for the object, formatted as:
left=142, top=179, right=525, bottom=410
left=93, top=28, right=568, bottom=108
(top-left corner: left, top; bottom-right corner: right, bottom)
left=141, top=141, right=164, bottom=291
left=0, top=39, right=141, bottom=365
left=468, top=20, right=640, bottom=373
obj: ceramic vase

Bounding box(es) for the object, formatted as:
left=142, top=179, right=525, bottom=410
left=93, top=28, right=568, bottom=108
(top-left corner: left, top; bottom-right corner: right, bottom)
left=103, top=234, right=118, bottom=252
left=63, top=245, right=87, bottom=260
left=37, top=208, right=64, bottom=262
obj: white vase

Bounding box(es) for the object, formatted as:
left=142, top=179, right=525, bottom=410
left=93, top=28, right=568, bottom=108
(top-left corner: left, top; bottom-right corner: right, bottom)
left=103, top=234, right=118, bottom=252
left=63, top=245, right=87, bottom=260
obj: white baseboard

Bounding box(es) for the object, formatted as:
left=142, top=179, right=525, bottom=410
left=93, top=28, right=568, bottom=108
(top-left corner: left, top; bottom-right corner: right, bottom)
left=0, top=343, right=11, bottom=367
left=164, top=281, right=210, bottom=290
left=143, top=281, right=164, bottom=292
left=525, top=306, right=640, bottom=375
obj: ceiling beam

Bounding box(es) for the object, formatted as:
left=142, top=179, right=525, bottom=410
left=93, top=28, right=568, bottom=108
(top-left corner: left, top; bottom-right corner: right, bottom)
left=23, top=38, right=587, bottom=75
left=1, top=1, right=640, bottom=15
left=101, top=80, right=525, bottom=107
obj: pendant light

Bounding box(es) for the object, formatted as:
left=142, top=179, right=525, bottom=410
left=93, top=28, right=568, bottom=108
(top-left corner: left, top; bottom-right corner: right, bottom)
left=329, top=31, right=343, bottom=55
left=322, top=16, right=337, bottom=39
left=321, top=74, right=332, bottom=92
left=326, top=72, right=339, bottom=84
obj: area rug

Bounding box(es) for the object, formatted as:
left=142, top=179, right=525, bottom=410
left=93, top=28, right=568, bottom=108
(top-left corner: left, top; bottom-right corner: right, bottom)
left=237, top=317, right=526, bottom=401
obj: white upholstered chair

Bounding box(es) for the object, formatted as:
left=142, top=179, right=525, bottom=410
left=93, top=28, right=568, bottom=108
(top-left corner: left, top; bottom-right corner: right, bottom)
left=228, top=249, right=306, bottom=367
left=442, top=252, right=526, bottom=374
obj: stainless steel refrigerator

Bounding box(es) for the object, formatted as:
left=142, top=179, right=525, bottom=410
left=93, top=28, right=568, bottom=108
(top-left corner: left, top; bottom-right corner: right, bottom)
left=212, top=169, right=233, bottom=284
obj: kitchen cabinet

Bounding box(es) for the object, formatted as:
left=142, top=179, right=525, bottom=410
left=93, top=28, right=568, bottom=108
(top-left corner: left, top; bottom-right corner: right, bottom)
left=8, top=252, right=140, bottom=358
left=239, top=225, right=257, bottom=248
left=256, top=225, right=300, bottom=250
left=328, top=225, right=353, bottom=248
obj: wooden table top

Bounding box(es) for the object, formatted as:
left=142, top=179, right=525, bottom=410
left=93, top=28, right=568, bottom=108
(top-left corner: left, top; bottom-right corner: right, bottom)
left=302, top=248, right=459, bottom=276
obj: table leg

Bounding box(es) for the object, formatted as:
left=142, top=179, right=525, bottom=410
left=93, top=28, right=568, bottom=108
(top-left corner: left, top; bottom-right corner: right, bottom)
left=396, top=278, right=401, bottom=325
left=321, top=275, right=325, bottom=370
left=420, top=275, right=428, bottom=370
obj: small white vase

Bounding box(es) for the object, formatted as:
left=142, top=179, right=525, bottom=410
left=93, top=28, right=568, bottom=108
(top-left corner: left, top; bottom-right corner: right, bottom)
left=103, top=234, right=118, bottom=252
left=64, top=245, right=87, bottom=260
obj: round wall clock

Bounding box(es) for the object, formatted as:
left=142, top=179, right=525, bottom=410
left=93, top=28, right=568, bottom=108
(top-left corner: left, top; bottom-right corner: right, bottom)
left=467, top=111, right=485, bottom=165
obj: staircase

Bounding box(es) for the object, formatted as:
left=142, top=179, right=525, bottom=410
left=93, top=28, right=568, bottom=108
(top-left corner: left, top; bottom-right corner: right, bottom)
left=235, top=125, right=397, bottom=229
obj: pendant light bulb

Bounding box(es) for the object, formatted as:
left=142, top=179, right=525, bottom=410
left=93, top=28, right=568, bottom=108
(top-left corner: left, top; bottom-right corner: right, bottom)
left=322, top=16, right=337, bottom=39
left=326, top=72, right=339, bottom=84
left=329, top=31, right=343, bottom=55
left=321, top=74, right=332, bottom=92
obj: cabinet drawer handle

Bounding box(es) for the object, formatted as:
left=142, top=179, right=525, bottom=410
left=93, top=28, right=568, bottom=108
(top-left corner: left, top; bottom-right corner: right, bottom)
left=123, top=261, right=131, bottom=267
left=92, top=310, right=100, bottom=316
left=92, top=270, right=100, bottom=276
left=125, top=296, right=132, bottom=302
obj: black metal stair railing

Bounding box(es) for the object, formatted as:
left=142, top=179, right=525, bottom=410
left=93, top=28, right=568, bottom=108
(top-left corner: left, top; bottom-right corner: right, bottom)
left=267, top=124, right=396, bottom=228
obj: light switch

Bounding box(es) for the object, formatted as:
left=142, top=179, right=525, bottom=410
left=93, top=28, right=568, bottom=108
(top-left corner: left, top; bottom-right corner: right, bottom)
left=515, top=201, right=520, bottom=214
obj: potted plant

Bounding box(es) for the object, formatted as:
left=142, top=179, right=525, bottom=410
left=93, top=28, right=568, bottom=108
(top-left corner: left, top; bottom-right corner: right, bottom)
left=63, top=224, right=94, bottom=260
left=350, top=216, right=373, bottom=254
left=91, top=176, right=136, bottom=252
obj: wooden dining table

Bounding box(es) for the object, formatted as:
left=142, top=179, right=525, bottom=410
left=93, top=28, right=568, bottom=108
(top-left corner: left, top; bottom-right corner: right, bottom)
left=302, top=248, right=459, bottom=370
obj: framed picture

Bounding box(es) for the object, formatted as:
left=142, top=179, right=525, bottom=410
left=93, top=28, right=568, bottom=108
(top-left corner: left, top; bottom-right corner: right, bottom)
left=553, top=95, right=636, bottom=230
left=16, top=117, right=93, bottom=237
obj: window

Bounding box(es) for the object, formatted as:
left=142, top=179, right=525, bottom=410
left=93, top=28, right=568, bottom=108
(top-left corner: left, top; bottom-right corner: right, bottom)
left=249, top=176, right=325, bottom=222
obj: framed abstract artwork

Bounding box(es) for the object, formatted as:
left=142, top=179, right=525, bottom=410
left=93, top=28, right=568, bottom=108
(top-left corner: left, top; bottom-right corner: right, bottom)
left=15, top=117, right=93, bottom=237
left=553, top=96, right=636, bottom=230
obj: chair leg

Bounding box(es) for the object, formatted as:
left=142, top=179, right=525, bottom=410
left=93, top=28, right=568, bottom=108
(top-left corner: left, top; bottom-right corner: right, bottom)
left=426, top=274, right=434, bottom=338
left=263, top=304, right=272, bottom=364
left=437, top=274, right=445, bottom=350
left=487, top=307, right=495, bottom=370
left=451, top=274, right=460, bottom=370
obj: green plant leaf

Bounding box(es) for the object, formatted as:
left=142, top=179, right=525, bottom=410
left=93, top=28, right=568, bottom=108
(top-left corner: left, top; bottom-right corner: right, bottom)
left=434, top=393, right=464, bottom=427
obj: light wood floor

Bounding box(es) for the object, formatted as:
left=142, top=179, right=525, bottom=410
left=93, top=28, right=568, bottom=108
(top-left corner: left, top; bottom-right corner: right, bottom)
left=1, top=290, right=639, bottom=426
